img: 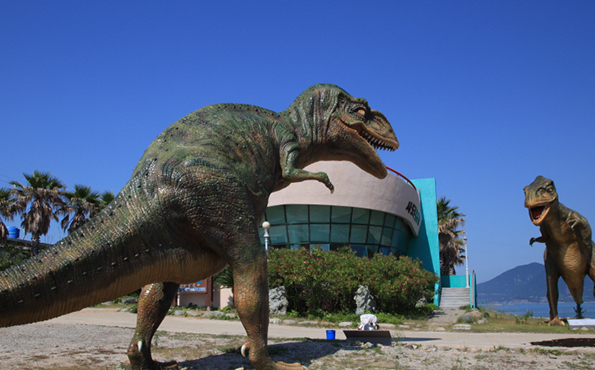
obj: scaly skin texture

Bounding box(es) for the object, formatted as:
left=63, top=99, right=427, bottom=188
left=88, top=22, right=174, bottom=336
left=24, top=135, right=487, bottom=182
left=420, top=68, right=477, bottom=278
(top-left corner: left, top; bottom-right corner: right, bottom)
left=524, top=176, right=595, bottom=326
left=0, top=84, right=398, bottom=370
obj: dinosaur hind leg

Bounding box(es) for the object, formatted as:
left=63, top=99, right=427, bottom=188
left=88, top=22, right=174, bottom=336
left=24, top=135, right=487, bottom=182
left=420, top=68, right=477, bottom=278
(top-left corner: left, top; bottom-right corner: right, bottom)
left=567, top=279, right=585, bottom=320
left=588, top=255, right=595, bottom=301
left=127, top=282, right=180, bottom=370
left=232, top=259, right=304, bottom=370
left=545, top=270, right=565, bottom=326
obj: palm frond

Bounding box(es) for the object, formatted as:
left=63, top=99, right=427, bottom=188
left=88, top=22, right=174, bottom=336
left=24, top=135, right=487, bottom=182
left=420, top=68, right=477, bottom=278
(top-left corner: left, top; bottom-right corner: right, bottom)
left=9, top=171, right=67, bottom=255
left=437, top=196, right=466, bottom=275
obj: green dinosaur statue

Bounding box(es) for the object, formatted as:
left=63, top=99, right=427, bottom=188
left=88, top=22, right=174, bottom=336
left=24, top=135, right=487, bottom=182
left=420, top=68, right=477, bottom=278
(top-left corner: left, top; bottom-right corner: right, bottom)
left=0, top=84, right=399, bottom=370
left=524, top=176, right=595, bottom=326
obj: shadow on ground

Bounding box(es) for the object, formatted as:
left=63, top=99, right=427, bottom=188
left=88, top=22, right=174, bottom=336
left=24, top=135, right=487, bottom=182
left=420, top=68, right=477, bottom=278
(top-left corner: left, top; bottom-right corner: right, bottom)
left=178, top=339, right=350, bottom=369
left=531, top=338, right=595, bottom=347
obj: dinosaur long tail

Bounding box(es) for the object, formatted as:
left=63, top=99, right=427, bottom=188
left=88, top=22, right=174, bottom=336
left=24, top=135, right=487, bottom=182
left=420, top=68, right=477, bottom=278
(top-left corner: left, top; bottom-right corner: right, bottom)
left=0, top=187, right=221, bottom=328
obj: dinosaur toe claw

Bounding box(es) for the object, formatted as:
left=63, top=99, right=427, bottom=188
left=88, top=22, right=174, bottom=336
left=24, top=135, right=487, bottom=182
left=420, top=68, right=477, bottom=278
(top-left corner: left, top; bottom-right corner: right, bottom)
left=548, top=317, right=566, bottom=326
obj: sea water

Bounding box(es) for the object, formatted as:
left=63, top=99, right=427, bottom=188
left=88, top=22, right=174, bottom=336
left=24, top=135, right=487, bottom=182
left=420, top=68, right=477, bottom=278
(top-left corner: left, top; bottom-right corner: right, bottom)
left=482, top=301, right=595, bottom=319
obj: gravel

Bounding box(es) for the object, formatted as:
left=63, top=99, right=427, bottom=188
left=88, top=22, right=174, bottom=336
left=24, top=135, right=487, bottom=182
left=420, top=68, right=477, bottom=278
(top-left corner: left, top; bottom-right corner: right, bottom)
left=1, top=316, right=595, bottom=370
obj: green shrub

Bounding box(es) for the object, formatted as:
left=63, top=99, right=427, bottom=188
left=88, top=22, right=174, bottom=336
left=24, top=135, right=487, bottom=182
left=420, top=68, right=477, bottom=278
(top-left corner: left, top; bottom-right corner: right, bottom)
left=0, top=241, right=31, bottom=271
left=267, top=247, right=438, bottom=316
left=374, top=312, right=404, bottom=325
left=362, top=252, right=438, bottom=313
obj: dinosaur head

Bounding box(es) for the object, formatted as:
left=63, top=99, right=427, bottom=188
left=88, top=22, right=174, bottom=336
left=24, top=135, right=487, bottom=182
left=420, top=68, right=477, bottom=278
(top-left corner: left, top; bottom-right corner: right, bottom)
left=524, top=176, right=558, bottom=226
left=286, top=84, right=399, bottom=179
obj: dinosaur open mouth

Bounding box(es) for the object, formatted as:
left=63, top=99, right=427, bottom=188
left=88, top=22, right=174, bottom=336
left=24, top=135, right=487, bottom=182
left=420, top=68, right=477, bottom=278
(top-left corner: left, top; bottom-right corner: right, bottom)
left=529, top=201, right=553, bottom=224
left=358, top=129, right=398, bottom=152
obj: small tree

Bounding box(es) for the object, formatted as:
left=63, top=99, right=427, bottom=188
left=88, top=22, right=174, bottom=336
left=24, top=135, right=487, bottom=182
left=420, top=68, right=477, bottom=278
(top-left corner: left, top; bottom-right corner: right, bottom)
left=95, top=190, right=115, bottom=216
left=0, top=188, right=22, bottom=243
left=58, top=184, right=101, bottom=233
left=10, top=171, right=66, bottom=255
left=437, top=196, right=466, bottom=275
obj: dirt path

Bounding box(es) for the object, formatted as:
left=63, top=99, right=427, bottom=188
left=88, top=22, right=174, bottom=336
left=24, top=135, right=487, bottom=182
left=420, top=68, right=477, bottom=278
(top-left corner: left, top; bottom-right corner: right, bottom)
left=1, top=309, right=594, bottom=369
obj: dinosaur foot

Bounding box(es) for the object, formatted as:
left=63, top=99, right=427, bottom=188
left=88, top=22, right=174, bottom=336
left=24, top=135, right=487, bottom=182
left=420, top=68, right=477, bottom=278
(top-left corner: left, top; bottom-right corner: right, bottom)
left=252, top=360, right=307, bottom=370
left=548, top=317, right=566, bottom=326
left=241, top=343, right=307, bottom=369
left=266, top=361, right=308, bottom=370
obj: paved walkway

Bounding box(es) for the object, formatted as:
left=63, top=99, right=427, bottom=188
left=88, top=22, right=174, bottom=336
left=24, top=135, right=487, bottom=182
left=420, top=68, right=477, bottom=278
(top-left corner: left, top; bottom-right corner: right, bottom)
left=46, top=308, right=595, bottom=352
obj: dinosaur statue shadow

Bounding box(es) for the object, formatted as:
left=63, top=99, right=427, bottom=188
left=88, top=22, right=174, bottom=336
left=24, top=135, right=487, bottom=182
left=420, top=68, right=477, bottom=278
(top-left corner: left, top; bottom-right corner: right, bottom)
left=177, top=339, right=353, bottom=369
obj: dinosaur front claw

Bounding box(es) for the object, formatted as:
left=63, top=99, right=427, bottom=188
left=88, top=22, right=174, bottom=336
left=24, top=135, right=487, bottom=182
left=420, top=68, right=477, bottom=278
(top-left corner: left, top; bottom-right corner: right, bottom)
left=241, top=343, right=249, bottom=357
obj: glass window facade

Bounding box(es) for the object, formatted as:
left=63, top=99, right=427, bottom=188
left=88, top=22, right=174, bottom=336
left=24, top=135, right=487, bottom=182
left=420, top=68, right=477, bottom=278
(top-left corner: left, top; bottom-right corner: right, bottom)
left=260, top=205, right=412, bottom=257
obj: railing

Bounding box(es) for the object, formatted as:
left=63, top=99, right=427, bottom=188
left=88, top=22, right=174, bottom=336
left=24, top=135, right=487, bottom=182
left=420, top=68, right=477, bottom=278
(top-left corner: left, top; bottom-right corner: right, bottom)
left=386, top=166, right=417, bottom=191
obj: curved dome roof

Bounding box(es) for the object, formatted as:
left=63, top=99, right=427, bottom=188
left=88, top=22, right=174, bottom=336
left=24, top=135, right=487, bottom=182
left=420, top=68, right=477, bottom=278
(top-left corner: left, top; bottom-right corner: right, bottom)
left=268, top=161, right=422, bottom=236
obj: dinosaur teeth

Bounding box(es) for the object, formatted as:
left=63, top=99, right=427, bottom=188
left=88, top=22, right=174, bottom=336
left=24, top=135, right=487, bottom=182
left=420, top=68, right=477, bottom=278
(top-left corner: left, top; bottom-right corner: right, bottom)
left=360, top=130, right=396, bottom=152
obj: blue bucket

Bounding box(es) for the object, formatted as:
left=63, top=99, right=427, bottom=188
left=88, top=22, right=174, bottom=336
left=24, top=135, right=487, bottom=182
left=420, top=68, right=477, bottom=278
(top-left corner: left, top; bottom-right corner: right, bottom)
left=8, top=227, right=19, bottom=239
left=326, top=330, right=335, bottom=340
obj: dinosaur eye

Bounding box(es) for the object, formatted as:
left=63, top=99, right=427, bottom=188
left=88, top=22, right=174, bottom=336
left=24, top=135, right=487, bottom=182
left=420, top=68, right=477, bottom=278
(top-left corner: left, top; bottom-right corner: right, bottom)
left=356, top=108, right=366, bottom=118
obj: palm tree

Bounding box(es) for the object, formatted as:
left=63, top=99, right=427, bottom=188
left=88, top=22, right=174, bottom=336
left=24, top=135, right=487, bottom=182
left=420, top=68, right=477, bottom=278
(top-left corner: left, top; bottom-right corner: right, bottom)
left=0, top=188, right=22, bottom=243
left=59, top=184, right=101, bottom=233
left=10, top=171, right=66, bottom=255
left=437, top=196, right=466, bottom=276
left=94, top=190, right=115, bottom=216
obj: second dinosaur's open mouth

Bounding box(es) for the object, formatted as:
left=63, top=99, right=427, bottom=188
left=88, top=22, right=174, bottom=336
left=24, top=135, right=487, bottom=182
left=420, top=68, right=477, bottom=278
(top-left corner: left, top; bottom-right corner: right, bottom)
left=529, top=201, right=553, bottom=224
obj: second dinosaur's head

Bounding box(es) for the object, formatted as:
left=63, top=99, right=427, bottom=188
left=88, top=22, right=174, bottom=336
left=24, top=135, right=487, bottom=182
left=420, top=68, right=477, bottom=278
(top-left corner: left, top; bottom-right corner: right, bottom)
left=286, top=84, right=399, bottom=179
left=524, top=176, right=559, bottom=226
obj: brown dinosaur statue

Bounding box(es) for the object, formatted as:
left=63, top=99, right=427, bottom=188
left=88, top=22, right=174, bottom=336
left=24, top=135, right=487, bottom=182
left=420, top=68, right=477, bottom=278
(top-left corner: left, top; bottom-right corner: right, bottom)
left=524, top=176, right=595, bottom=325
left=0, top=84, right=399, bottom=370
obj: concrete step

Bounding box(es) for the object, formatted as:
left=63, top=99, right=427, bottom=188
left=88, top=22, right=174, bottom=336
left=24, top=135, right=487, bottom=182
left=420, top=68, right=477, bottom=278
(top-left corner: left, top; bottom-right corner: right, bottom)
left=440, top=287, right=471, bottom=309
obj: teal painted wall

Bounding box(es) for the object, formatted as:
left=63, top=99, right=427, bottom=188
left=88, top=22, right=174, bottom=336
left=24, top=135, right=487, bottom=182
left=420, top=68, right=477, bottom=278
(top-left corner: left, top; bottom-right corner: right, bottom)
left=441, top=275, right=466, bottom=288
left=409, top=178, right=440, bottom=304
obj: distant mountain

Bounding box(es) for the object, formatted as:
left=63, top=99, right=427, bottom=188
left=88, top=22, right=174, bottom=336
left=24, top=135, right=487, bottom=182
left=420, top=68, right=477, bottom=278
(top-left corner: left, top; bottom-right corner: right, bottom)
left=477, top=262, right=595, bottom=304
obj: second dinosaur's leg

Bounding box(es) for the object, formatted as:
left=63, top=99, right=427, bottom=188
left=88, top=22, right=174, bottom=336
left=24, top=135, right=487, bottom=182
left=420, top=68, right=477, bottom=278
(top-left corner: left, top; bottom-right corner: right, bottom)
left=575, top=303, right=584, bottom=319
left=127, top=282, right=180, bottom=370
left=589, top=252, right=595, bottom=301
left=567, top=279, right=585, bottom=319
left=546, top=271, right=564, bottom=326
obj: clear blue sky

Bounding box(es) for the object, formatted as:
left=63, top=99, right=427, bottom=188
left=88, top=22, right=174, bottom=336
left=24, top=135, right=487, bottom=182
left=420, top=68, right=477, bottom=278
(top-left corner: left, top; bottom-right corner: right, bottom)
left=1, top=1, right=594, bottom=283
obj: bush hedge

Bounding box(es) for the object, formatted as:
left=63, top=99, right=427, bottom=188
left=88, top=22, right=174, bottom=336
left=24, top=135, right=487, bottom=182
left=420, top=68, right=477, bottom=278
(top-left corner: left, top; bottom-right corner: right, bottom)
left=267, top=247, right=438, bottom=316
left=0, top=240, right=31, bottom=271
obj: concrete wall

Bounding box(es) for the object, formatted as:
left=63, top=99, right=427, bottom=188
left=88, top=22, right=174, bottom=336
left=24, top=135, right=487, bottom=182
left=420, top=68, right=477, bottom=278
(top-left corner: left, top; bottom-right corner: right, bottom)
left=176, top=286, right=234, bottom=308
left=441, top=275, right=467, bottom=288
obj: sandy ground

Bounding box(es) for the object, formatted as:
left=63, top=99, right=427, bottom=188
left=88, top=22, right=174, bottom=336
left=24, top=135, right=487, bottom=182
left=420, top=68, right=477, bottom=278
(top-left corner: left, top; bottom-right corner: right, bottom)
left=0, top=309, right=594, bottom=370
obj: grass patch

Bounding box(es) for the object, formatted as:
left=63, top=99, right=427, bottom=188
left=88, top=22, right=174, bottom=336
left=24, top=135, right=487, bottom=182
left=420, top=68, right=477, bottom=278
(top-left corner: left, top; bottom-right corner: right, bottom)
left=462, top=307, right=595, bottom=334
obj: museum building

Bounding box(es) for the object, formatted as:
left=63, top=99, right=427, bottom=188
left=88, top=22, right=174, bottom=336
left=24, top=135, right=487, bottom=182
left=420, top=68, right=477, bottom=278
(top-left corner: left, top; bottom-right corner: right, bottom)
left=260, top=161, right=440, bottom=283
left=177, top=161, right=441, bottom=308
